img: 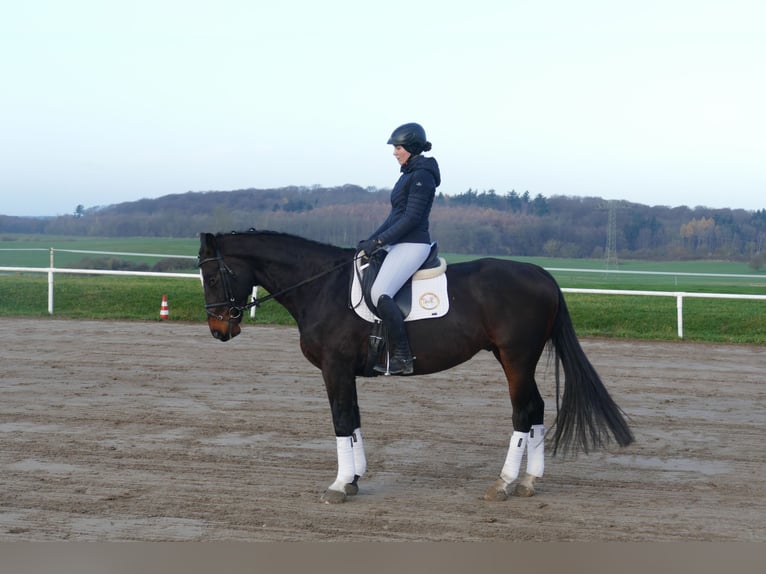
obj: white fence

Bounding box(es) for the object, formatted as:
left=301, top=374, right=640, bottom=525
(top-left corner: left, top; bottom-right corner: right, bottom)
left=1, top=249, right=765, bottom=339
left=545, top=266, right=766, bottom=338
left=0, top=248, right=199, bottom=316
left=560, top=288, right=765, bottom=338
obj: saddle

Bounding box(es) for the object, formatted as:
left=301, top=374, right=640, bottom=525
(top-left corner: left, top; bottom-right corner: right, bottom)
left=349, top=243, right=450, bottom=377
left=349, top=242, right=450, bottom=323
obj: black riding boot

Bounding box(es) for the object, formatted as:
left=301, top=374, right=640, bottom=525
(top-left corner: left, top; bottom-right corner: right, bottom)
left=374, top=295, right=414, bottom=375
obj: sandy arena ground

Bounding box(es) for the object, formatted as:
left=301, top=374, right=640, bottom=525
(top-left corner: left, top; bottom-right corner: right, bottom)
left=0, top=318, right=763, bottom=541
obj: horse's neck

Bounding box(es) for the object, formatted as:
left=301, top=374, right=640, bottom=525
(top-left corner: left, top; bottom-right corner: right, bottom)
left=236, top=235, right=343, bottom=293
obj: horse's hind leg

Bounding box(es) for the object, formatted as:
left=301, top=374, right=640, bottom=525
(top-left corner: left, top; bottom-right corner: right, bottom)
left=485, top=349, right=546, bottom=501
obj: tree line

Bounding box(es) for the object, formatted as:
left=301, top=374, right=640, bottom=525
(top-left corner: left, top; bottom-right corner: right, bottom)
left=1, top=185, right=765, bottom=267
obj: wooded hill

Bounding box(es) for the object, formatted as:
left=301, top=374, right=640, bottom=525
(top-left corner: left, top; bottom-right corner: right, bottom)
left=2, top=185, right=765, bottom=265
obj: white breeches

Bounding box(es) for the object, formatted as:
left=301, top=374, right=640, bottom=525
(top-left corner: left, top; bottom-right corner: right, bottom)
left=370, top=242, right=432, bottom=304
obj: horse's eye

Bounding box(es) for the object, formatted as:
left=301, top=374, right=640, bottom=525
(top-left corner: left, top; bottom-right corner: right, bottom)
left=205, top=275, right=218, bottom=287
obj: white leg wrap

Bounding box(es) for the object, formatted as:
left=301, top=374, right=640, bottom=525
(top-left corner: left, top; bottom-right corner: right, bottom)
left=330, top=436, right=356, bottom=491
left=526, top=424, right=545, bottom=477
left=500, top=431, right=528, bottom=483
left=352, top=428, right=367, bottom=477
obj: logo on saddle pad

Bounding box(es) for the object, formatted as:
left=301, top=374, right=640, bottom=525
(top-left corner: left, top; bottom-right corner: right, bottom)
left=419, top=292, right=440, bottom=310
left=350, top=257, right=450, bottom=323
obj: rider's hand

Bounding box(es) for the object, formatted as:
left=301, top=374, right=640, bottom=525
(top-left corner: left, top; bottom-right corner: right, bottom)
left=357, top=238, right=379, bottom=257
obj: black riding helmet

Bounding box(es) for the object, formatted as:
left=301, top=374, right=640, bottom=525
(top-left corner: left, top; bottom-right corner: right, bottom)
left=387, top=122, right=432, bottom=156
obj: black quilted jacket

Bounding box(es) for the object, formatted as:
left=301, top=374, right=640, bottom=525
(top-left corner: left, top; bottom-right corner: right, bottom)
left=369, top=155, right=441, bottom=245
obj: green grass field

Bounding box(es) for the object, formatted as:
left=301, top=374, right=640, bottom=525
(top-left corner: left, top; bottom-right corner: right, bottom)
left=1, top=235, right=765, bottom=344
left=0, top=236, right=198, bottom=268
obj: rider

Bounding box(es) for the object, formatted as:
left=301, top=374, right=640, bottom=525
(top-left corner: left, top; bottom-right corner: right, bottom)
left=357, top=122, right=441, bottom=375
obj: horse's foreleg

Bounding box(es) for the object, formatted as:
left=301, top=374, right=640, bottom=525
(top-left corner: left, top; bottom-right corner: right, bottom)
left=485, top=424, right=545, bottom=501
left=321, top=428, right=367, bottom=504
left=320, top=365, right=366, bottom=504
left=352, top=427, right=367, bottom=477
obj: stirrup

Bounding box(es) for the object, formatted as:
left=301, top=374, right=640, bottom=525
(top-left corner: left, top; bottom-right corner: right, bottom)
left=374, top=354, right=414, bottom=376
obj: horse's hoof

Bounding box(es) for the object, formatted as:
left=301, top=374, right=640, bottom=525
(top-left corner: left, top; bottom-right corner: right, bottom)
left=321, top=489, right=347, bottom=504
left=484, top=478, right=510, bottom=501
left=512, top=474, right=537, bottom=497
left=344, top=481, right=359, bottom=496
left=512, top=483, right=536, bottom=497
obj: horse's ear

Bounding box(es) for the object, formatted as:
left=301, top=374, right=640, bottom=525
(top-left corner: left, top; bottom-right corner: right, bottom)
left=199, top=232, right=217, bottom=252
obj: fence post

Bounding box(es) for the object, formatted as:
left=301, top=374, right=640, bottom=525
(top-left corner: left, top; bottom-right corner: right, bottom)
left=676, top=294, right=683, bottom=338
left=48, top=248, right=54, bottom=315
left=250, top=286, right=259, bottom=319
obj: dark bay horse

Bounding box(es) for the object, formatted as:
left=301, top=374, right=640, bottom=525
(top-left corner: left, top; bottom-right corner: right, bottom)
left=198, top=230, right=633, bottom=503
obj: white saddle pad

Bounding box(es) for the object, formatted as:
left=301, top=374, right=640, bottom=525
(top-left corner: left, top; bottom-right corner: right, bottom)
left=350, top=257, right=450, bottom=323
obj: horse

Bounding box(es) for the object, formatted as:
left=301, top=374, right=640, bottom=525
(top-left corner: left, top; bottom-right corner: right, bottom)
left=198, top=229, right=633, bottom=503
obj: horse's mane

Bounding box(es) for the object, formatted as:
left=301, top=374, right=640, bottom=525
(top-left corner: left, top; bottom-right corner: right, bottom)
left=215, top=229, right=354, bottom=258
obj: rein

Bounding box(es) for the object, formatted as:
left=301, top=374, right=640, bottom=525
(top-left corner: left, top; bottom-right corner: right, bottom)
left=199, top=249, right=367, bottom=319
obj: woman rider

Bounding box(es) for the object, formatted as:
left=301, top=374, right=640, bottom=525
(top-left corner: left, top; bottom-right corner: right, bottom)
left=357, top=122, right=441, bottom=375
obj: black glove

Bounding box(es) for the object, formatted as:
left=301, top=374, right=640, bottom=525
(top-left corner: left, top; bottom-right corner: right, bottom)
left=357, top=238, right=379, bottom=257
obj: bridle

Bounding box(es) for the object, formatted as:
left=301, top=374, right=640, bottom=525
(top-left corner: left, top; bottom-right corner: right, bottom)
left=198, top=250, right=245, bottom=326
left=198, top=247, right=367, bottom=323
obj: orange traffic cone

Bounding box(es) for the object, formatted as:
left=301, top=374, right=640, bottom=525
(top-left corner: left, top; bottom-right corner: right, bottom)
left=160, top=294, right=169, bottom=320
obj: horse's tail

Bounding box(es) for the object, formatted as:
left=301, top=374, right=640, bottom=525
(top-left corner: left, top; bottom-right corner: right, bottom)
left=549, top=288, right=634, bottom=455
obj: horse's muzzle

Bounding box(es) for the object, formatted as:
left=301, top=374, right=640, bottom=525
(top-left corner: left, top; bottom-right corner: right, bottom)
left=207, top=315, right=241, bottom=341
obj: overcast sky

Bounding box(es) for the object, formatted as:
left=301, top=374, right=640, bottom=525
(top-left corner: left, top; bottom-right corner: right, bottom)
left=2, top=0, right=764, bottom=217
